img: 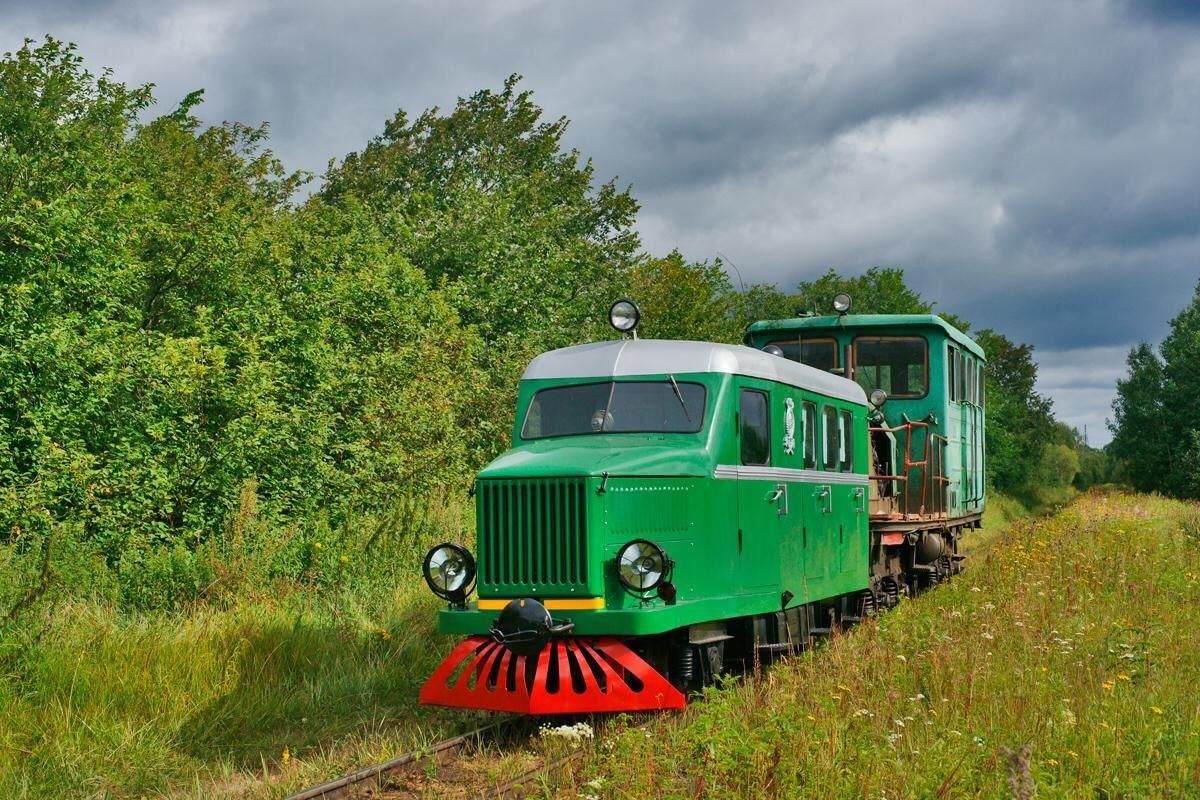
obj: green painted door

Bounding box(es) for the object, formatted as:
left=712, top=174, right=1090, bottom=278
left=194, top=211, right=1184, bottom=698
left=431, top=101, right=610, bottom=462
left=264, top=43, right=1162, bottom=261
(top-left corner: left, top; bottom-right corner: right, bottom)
left=737, top=386, right=780, bottom=591
left=776, top=393, right=805, bottom=603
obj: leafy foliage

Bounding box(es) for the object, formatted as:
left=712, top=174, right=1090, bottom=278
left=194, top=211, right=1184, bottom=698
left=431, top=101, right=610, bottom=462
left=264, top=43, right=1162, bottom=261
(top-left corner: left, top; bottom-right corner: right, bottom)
left=1109, top=279, right=1200, bottom=498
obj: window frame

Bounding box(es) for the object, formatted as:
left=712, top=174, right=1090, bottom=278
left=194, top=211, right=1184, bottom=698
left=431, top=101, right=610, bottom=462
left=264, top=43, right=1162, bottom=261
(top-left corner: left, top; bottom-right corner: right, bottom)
left=947, top=344, right=959, bottom=403
left=840, top=408, right=854, bottom=472
left=739, top=388, right=771, bottom=466
left=766, top=337, right=840, bottom=370
left=802, top=400, right=817, bottom=470
left=853, top=335, right=931, bottom=400
left=520, top=379, right=709, bottom=441
left=822, top=405, right=839, bottom=471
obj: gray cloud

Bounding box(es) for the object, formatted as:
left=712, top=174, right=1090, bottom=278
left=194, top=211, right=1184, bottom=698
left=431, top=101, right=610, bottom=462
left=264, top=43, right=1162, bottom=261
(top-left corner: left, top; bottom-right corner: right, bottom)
left=4, top=0, right=1198, bottom=445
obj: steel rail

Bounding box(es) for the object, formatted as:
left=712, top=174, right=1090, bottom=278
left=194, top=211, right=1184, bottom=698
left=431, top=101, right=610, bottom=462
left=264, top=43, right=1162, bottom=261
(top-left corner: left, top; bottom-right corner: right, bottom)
left=284, top=718, right=514, bottom=800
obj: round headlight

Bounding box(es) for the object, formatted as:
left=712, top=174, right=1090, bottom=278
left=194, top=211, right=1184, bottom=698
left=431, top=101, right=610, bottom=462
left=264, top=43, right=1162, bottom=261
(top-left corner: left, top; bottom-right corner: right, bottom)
left=762, top=344, right=785, bottom=357
left=870, top=389, right=888, bottom=408
left=609, top=299, right=641, bottom=333
left=422, top=543, right=475, bottom=600
left=617, top=539, right=669, bottom=592
left=832, top=293, right=852, bottom=314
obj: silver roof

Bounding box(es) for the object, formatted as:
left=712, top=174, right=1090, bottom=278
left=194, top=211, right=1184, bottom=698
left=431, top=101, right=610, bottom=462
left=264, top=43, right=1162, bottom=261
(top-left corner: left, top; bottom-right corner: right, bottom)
left=522, top=339, right=868, bottom=405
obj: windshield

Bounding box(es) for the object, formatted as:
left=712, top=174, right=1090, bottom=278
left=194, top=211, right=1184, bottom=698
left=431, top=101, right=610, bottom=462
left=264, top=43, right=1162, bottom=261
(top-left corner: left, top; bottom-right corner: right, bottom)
left=854, top=336, right=928, bottom=398
left=521, top=381, right=707, bottom=440
left=767, top=338, right=838, bottom=371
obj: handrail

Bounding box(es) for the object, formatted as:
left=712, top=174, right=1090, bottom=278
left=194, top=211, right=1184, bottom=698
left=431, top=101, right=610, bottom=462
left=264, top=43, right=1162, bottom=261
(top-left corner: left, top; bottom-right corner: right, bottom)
left=868, top=420, right=949, bottom=520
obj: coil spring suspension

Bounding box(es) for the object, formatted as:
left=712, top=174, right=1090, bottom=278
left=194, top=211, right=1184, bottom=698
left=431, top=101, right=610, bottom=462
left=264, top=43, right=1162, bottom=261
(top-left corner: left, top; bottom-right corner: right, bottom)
left=938, top=555, right=952, bottom=582
left=881, top=577, right=900, bottom=608
left=673, top=645, right=696, bottom=685
left=859, top=589, right=878, bottom=617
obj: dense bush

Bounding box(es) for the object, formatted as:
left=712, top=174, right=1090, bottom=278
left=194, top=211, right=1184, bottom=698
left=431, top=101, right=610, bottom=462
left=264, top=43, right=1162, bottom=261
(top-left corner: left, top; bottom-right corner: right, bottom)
left=0, top=40, right=625, bottom=579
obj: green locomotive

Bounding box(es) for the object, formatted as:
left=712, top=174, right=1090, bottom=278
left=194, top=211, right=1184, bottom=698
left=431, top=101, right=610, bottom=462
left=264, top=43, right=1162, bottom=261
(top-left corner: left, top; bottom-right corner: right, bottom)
left=420, top=298, right=985, bottom=714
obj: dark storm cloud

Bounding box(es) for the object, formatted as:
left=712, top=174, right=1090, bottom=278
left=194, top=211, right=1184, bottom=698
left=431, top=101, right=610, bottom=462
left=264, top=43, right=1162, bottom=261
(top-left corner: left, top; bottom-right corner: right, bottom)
left=4, top=0, right=1199, bottom=445
left=1124, top=0, right=1200, bottom=24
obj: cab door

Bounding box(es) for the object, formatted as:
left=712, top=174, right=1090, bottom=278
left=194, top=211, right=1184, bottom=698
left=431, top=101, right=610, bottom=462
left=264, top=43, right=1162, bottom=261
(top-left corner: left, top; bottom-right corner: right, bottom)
left=801, top=400, right=830, bottom=588
left=737, top=386, right=781, bottom=591
left=776, top=392, right=806, bottom=600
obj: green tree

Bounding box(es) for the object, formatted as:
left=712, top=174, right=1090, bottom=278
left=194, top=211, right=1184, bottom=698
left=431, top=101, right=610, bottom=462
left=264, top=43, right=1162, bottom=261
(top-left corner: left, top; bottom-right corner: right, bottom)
left=321, top=75, right=642, bottom=457
left=967, top=329, right=1056, bottom=498
left=1158, top=280, right=1200, bottom=497
left=1108, top=343, right=1169, bottom=492
left=627, top=251, right=741, bottom=342
left=1108, top=280, right=1200, bottom=498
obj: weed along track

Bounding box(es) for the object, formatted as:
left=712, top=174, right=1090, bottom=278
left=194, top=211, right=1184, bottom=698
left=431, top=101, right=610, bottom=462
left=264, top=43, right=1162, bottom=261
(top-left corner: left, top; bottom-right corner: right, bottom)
left=288, top=570, right=955, bottom=800
left=284, top=716, right=606, bottom=799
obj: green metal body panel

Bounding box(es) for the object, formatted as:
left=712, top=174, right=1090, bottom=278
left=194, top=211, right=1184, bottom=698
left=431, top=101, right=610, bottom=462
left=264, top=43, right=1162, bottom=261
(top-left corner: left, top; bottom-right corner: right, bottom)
left=438, top=369, right=871, bottom=637
left=745, top=314, right=987, bottom=518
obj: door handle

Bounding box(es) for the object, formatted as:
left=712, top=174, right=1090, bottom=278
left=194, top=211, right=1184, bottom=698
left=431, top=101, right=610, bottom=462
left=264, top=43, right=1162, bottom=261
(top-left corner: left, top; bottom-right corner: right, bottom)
left=854, top=487, right=865, bottom=513
left=816, top=486, right=831, bottom=514
left=770, top=484, right=788, bottom=516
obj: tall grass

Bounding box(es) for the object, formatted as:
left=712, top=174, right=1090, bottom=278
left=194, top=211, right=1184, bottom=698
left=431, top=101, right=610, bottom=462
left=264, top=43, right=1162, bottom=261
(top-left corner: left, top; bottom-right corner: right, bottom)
left=0, top=491, right=488, bottom=799
left=574, top=492, right=1200, bottom=799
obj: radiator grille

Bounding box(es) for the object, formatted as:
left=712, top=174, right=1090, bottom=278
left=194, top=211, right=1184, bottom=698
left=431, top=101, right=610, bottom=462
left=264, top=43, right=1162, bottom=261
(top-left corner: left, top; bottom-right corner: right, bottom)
left=477, top=478, right=589, bottom=595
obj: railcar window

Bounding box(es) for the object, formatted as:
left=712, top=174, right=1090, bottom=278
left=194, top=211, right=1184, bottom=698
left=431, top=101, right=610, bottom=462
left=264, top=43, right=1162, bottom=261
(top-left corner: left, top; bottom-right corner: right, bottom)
left=960, top=355, right=969, bottom=403
left=522, top=380, right=706, bottom=439
left=968, top=358, right=977, bottom=406
left=840, top=409, right=854, bottom=471
left=740, top=390, right=770, bottom=465
left=947, top=345, right=955, bottom=402
left=803, top=401, right=817, bottom=469
left=823, top=406, right=839, bottom=470
left=854, top=337, right=928, bottom=398
left=766, top=338, right=838, bottom=371
left=979, top=366, right=986, bottom=407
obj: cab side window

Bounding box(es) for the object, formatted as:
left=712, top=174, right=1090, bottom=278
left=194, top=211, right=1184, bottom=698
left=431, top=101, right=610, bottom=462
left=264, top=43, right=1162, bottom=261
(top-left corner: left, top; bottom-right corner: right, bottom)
left=823, top=406, right=839, bottom=470
left=740, top=390, right=770, bottom=466
left=803, top=401, right=817, bottom=469
left=840, top=409, right=854, bottom=471
left=948, top=345, right=960, bottom=402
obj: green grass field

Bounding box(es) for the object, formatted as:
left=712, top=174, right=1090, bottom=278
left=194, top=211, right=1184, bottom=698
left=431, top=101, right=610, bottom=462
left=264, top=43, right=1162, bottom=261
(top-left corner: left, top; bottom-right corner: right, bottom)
left=3, top=491, right=1196, bottom=798
left=0, top=497, right=493, bottom=799
left=570, top=492, right=1200, bottom=799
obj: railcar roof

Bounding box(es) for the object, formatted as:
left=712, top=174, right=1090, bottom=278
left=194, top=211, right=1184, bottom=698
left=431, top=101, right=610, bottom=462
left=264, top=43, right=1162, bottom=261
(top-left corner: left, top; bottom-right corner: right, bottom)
left=746, top=313, right=986, bottom=360
left=522, top=339, right=868, bottom=405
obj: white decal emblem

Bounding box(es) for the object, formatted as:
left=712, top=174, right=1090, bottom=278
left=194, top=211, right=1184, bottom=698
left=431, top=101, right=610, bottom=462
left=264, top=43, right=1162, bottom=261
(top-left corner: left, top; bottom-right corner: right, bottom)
left=783, top=398, right=796, bottom=455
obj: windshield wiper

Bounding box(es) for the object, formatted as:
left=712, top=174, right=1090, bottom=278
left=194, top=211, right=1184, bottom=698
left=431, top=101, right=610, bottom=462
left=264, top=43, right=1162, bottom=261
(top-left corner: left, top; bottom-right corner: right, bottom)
left=668, top=375, right=692, bottom=423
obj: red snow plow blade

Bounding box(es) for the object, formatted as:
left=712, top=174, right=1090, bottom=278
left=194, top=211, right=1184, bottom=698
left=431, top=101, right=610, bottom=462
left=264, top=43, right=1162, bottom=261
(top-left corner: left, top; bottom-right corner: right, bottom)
left=420, top=635, right=685, bottom=714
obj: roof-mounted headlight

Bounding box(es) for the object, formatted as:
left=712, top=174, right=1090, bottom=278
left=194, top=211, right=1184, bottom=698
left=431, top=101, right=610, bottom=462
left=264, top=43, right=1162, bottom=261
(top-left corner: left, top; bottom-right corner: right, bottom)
left=422, top=543, right=476, bottom=602
left=833, top=293, right=852, bottom=315
left=609, top=299, right=641, bottom=334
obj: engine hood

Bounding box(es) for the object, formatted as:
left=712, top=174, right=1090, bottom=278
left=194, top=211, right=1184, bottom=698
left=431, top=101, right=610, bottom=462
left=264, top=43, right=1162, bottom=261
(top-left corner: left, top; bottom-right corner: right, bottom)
left=478, top=435, right=713, bottom=479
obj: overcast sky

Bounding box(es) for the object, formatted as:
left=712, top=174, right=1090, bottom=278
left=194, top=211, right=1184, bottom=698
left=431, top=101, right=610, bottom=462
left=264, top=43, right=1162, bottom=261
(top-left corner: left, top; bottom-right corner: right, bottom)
left=7, top=0, right=1200, bottom=446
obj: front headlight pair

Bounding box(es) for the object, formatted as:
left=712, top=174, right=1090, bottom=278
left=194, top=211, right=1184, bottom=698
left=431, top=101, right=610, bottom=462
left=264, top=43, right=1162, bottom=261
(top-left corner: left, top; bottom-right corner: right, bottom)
left=424, top=538, right=675, bottom=602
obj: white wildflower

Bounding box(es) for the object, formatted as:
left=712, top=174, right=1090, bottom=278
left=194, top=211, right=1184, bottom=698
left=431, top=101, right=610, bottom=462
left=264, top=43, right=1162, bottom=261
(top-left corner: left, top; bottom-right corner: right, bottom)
left=539, top=722, right=594, bottom=747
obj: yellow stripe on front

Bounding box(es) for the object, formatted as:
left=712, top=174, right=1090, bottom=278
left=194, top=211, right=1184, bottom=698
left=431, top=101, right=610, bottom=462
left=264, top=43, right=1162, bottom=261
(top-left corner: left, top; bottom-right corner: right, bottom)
left=477, top=597, right=606, bottom=611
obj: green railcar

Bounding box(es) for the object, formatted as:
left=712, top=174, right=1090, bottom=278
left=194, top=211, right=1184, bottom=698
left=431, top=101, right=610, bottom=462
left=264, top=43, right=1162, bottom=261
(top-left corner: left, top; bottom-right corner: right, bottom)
left=419, top=301, right=985, bottom=715
left=745, top=312, right=986, bottom=525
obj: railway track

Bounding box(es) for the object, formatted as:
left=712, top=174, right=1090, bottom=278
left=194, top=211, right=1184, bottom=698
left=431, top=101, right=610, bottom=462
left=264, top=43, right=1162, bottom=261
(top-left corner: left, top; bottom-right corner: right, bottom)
left=284, top=716, right=586, bottom=800
left=287, top=572, right=962, bottom=799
